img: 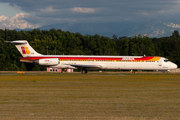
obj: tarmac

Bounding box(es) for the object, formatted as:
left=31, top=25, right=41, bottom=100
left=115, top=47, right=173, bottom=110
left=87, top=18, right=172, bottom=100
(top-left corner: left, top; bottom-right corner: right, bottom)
left=0, top=68, right=180, bottom=74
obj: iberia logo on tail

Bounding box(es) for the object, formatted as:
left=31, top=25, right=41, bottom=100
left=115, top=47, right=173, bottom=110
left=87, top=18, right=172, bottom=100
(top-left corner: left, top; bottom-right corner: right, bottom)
left=21, top=47, right=30, bottom=54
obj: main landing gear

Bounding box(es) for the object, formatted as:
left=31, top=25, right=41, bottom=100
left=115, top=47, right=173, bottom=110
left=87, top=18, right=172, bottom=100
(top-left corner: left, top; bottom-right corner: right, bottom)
left=81, top=70, right=88, bottom=74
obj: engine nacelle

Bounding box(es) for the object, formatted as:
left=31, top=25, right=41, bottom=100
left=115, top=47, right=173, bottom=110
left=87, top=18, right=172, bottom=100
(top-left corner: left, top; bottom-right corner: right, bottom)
left=33, top=58, right=60, bottom=66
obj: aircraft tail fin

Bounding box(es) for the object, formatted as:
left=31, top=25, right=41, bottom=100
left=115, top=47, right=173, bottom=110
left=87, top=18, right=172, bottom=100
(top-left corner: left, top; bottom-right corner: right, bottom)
left=6, top=40, right=42, bottom=57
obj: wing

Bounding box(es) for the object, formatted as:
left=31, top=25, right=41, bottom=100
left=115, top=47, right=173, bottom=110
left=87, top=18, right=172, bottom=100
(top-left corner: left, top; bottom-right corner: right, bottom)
left=67, top=64, right=102, bottom=70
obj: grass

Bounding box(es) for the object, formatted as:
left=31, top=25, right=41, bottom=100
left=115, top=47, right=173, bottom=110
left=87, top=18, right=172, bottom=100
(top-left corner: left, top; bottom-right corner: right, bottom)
left=0, top=72, right=180, bottom=119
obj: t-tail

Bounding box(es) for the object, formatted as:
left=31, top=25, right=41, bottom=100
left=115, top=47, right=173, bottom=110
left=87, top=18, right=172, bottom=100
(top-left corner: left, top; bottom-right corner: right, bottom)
left=6, top=40, right=42, bottom=57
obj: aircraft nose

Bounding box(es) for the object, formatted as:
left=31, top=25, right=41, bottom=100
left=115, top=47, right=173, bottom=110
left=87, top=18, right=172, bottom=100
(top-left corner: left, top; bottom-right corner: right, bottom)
left=172, top=64, right=178, bottom=69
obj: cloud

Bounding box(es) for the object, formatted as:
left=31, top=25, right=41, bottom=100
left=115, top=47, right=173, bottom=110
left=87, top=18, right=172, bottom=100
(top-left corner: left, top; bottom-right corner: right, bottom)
left=40, top=7, right=57, bottom=13
left=164, top=22, right=180, bottom=28
left=71, top=7, right=96, bottom=13
left=1, top=0, right=180, bottom=29
left=0, top=13, right=40, bottom=29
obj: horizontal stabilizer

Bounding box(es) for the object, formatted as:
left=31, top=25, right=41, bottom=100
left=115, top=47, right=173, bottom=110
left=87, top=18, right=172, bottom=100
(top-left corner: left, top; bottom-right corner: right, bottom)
left=5, top=41, right=27, bottom=44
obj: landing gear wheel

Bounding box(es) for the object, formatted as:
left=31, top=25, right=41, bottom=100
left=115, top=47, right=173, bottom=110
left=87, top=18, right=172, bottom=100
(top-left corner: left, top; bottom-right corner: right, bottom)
left=81, top=70, right=84, bottom=74
left=81, top=70, right=88, bottom=74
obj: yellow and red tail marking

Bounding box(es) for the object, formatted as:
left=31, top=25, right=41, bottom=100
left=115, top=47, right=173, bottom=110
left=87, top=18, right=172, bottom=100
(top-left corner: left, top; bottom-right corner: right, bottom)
left=21, top=47, right=30, bottom=54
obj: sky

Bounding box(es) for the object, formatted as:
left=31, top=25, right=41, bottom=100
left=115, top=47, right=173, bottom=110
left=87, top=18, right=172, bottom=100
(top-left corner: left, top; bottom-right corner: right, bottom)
left=0, top=0, right=180, bottom=29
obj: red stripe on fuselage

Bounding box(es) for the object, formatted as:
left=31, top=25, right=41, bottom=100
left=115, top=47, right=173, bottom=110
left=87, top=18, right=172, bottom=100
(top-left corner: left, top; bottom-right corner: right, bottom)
left=20, top=56, right=155, bottom=61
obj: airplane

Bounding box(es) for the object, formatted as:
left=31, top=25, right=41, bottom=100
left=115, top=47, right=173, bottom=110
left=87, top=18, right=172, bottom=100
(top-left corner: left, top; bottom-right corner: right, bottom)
left=6, top=40, right=177, bottom=74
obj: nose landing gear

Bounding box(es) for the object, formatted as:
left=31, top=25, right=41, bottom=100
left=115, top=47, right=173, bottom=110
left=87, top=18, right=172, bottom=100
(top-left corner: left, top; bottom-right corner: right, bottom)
left=167, top=70, right=170, bottom=73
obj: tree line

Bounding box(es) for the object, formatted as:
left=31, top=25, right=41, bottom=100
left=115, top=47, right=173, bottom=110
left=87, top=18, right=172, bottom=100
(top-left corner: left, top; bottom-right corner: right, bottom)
left=0, top=29, right=179, bottom=71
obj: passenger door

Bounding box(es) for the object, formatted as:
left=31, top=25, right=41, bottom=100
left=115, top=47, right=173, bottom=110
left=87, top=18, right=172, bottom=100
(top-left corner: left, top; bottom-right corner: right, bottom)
left=158, top=60, right=162, bottom=66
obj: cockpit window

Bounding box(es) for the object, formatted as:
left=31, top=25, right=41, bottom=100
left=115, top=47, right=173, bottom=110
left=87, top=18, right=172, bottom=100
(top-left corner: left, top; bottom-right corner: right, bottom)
left=164, top=59, right=169, bottom=62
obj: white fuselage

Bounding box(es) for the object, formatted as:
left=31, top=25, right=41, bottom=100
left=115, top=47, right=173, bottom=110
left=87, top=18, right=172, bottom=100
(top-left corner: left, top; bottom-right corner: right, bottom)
left=20, top=55, right=177, bottom=71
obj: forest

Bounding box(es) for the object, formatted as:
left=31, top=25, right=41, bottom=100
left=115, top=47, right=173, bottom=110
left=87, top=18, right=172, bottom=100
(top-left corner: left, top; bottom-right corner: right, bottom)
left=0, top=29, right=179, bottom=71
